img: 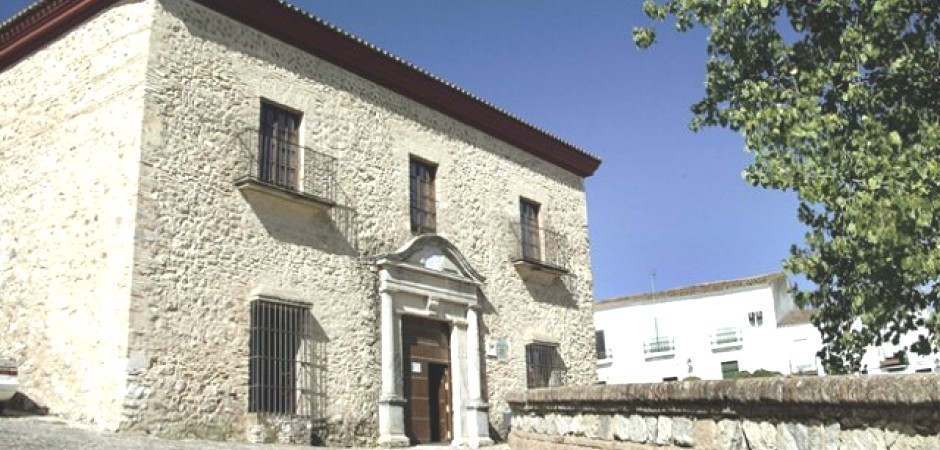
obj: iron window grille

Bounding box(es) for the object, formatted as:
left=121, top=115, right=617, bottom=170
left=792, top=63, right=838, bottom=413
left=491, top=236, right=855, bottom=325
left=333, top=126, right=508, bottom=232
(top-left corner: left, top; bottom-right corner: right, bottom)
left=525, top=343, right=566, bottom=389
left=249, top=300, right=316, bottom=417
left=258, top=103, right=301, bottom=189
left=510, top=203, right=568, bottom=271
left=519, top=199, right=541, bottom=261
left=410, top=158, right=437, bottom=234
left=711, top=327, right=743, bottom=348
left=643, top=336, right=675, bottom=355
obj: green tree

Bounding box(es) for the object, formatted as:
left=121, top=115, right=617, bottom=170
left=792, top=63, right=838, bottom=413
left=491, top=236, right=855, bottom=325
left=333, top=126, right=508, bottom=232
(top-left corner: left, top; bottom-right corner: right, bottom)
left=634, top=0, right=940, bottom=373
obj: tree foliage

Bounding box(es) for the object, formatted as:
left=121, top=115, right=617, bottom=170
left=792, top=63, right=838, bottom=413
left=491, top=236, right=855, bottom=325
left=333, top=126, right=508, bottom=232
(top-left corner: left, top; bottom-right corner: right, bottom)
left=634, top=0, right=940, bottom=373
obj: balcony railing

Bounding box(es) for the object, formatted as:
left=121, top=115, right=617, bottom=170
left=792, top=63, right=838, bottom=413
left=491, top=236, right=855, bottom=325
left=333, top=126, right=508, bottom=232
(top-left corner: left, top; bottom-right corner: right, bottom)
left=235, top=129, right=337, bottom=206
left=510, top=221, right=568, bottom=274
left=597, top=348, right=613, bottom=360
left=643, top=336, right=675, bottom=357
left=711, top=327, right=743, bottom=350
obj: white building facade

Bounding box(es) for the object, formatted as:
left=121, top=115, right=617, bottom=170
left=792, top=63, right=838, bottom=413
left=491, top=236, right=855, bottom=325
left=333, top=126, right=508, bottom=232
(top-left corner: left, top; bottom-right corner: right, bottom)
left=594, top=273, right=823, bottom=384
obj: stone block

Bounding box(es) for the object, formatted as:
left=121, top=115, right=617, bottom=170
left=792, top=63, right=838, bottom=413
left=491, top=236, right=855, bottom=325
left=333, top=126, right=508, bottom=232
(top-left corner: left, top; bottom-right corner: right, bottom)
left=673, top=417, right=694, bottom=447
left=776, top=422, right=811, bottom=450
left=656, top=415, right=673, bottom=446
left=839, top=428, right=887, bottom=450
left=645, top=416, right=658, bottom=444
left=694, top=419, right=719, bottom=449
left=718, top=419, right=746, bottom=450
left=742, top=420, right=777, bottom=449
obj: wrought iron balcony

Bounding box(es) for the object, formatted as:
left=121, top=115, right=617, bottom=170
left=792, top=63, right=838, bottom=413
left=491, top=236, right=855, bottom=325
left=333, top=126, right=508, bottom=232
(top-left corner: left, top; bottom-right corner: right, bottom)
left=710, top=327, right=744, bottom=350
left=234, top=129, right=337, bottom=209
left=597, top=347, right=614, bottom=361
left=510, top=221, right=568, bottom=278
left=643, top=336, right=675, bottom=358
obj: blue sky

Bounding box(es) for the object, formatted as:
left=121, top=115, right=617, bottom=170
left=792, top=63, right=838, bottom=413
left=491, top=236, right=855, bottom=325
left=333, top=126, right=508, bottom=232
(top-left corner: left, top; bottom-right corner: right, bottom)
left=0, top=1, right=805, bottom=300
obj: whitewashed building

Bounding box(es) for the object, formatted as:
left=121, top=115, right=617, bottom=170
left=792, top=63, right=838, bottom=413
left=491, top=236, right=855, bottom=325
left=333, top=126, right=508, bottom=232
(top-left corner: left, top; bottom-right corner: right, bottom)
left=594, top=273, right=823, bottom=384
left=858, top=309, right=940, bottom=375
left=0, top=0, right=601, bottom=446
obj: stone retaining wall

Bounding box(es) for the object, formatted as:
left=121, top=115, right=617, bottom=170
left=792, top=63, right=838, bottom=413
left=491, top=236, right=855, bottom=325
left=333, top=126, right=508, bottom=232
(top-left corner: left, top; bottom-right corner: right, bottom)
left=506, top=375, right=940, bottom=450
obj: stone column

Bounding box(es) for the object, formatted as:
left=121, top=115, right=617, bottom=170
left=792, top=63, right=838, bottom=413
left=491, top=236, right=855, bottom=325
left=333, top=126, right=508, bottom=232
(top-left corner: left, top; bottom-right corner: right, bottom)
left=465, top=307, right=494, bottom=447
left=449, top=323, right=466, bottom=447
left=377, top=271, right=408, bottom=447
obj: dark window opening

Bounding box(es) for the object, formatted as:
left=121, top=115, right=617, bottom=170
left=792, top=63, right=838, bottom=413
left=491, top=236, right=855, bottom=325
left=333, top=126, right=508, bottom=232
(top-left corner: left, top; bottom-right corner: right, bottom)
left=519, top=199, right=541, bottom=261
left=410, top=158, right=437, bottom=233
left=595, top=330, right=609, bottom=360
left=258, top=103, right=301, bottom=189
left=525, top=343, right=565, bottom=388
left=662, top=377, right=678, bottom=382
left=249, top=300, right=314, bottom=415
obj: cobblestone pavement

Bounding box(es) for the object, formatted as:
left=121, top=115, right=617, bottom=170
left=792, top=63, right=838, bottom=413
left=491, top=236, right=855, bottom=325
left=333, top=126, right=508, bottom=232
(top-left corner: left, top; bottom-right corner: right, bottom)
left=0, top=416, right=510, bottom=450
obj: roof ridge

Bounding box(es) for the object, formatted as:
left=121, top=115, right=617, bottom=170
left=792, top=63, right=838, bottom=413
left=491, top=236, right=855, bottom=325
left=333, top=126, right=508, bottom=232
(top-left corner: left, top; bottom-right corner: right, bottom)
left=0, top=0, right=602, bottom=176
left=596, top=271, right=786, bottom=306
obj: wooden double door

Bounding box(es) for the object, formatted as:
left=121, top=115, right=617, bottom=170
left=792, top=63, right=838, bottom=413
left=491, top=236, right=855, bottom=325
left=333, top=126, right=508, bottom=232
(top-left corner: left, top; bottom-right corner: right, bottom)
left=402, top=317, right=453, bottom=444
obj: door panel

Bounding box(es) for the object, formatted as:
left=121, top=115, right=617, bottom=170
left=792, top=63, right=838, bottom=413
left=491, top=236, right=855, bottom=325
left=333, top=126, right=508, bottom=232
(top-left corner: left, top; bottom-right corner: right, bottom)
left=402, top=317, right=452, bottom=444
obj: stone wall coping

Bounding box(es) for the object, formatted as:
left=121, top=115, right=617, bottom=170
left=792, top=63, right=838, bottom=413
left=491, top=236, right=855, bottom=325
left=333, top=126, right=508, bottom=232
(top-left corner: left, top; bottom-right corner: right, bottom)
left=506, top=375, right=940, bottom=407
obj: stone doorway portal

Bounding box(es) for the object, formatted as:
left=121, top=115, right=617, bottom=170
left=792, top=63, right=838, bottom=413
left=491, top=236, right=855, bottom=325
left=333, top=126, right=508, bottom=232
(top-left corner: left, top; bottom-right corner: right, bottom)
left=402, top=317, right=452, bottom=444
left=376, top=235, right=494, bottom=448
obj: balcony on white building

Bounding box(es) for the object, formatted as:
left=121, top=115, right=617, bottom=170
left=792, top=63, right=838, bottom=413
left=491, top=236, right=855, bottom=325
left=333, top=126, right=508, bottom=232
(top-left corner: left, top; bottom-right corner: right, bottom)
left=643, top=336, right=675, bottom=360
left=710, top=327, right=743, bottom=352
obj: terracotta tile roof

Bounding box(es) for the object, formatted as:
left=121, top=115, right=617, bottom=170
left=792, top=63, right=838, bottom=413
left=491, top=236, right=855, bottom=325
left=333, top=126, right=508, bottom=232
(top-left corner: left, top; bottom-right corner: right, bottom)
left=595, top=272, right=787, bottom=309
left=0, top=0, right=602, bottom=177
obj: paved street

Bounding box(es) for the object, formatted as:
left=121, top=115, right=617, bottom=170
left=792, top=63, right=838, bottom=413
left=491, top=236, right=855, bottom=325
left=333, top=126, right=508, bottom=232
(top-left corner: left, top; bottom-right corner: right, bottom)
left=0, top=417, right=510, bottom=450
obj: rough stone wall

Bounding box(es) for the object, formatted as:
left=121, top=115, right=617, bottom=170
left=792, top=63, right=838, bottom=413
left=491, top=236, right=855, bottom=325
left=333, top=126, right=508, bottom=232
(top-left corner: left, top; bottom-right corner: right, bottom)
left=120, top=0, right=595, bottom=445
left=506, top=375, right=940, bottom=450
left=0, top=0, right=153, bottom=430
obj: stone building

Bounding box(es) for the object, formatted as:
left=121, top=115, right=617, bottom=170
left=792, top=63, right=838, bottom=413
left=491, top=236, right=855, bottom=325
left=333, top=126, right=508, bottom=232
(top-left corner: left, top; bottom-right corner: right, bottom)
left=0, top=0, right=600, bottom=446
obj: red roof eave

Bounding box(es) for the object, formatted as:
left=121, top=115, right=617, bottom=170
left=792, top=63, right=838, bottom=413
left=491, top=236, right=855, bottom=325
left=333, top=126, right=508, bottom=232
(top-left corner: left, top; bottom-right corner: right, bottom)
left=0, top=0, right=602, bottom=177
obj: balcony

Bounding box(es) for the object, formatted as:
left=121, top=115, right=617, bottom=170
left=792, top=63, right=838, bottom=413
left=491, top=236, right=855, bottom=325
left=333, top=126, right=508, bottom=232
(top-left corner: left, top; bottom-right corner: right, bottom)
left=597, top=348, right=614, bottom=367
left=234, top=129, right=337, bottom=212
left=879, top=350, right=908, bottom=372
left=643, top=336, right=675, bottom=359
left=510, top=221, right=568, bottom=280
left=710, top=327, right=744, bottom=351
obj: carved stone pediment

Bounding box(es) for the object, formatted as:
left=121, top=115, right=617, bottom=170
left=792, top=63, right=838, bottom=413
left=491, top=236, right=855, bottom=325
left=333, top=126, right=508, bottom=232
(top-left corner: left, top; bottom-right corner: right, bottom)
left=378, top=234, right=485, bottom=284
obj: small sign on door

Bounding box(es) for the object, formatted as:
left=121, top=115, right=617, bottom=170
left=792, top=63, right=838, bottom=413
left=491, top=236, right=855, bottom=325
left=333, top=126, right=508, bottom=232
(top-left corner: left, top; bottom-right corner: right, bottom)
left=411, top=361, right=422, bottom=373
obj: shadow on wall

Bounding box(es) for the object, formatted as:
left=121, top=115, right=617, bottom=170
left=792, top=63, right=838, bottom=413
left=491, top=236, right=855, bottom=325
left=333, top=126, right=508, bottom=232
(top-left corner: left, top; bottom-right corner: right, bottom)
left=227, top=130, right=361, bottom=256
left=0, top=392, right=49, bottom=417
left=308, top=316, right=330, bottom=445
left=522, top=277, right=576, bottom=309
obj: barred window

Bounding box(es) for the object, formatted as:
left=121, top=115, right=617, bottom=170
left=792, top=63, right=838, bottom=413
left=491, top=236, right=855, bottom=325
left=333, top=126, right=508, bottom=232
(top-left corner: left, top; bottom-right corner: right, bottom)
left=525, top=343, right=566, bottom=389
left=519, top=199, right=541, bottom=261
left=258, top=103, right=301, bottom=189
left=249, top=300, right=315, bottom=415
left=410, top=158, right=437, bottom=233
